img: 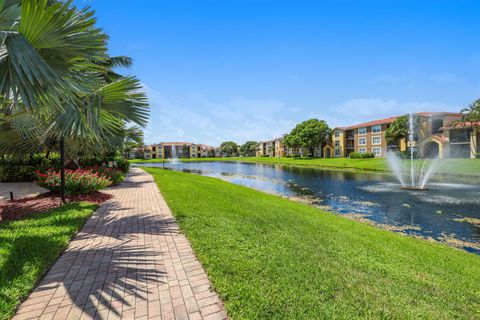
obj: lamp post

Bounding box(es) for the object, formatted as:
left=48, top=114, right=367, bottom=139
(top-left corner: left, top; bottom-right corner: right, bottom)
left=60, top=137, right=66, bottom=203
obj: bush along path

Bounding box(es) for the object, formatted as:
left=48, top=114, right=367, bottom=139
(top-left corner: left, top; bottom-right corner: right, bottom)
left=12, top=168, right=228, bottom=320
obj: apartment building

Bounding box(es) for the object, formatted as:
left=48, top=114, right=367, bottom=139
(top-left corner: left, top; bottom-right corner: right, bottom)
left=440, top=121, right=479, bottom=158
left=331, top=112, right=477, bottom=159
left=332, top=116, right=397, bottom=158
left=143, top=142, right=217, bottom=159
left=256, top=138, right=286, bottom=157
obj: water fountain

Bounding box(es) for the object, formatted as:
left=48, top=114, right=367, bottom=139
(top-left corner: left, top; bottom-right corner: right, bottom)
left=387, top=113, right=440, bottom=190
left=169, top=144, right=179, bottom=164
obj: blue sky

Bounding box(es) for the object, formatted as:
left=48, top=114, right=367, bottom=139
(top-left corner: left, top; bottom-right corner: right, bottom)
left=79, top=0, right=480, bottom=146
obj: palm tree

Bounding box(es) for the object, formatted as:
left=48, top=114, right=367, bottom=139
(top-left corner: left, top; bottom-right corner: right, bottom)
left=460, top=99, right=480, bottom=123
left=0, top=0, right=149, bottom=201
left=458, top=99, right=480, bottom=157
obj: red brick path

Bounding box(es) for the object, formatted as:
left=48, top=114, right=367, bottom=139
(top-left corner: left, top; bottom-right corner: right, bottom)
left=13, top=168, right=228, bottom=320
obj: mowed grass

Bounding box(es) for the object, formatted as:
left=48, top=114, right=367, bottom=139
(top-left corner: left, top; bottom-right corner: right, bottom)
left=0, top=203, right=97, bottom=320
left=132, top=157, right=480, bottom=177
left=147, top=168, right=480, bottom=320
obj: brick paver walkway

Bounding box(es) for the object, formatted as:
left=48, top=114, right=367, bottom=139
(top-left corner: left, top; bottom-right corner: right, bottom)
left=13, top=168, right=228, bottom=320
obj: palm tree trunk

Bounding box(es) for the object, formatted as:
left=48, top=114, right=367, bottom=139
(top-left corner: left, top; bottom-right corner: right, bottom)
left=60, top=138, right=66, bottom=203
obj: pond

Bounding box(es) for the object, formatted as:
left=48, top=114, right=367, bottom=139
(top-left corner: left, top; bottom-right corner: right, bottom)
left=133, top=161, right=480, bottom=253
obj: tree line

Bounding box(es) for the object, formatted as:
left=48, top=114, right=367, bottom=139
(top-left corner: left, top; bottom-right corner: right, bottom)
left=218, top=119, right=331, bottom=157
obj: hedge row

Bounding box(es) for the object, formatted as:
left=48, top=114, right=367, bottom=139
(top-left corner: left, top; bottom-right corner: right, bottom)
left=0, top=155, right=130, bottom=182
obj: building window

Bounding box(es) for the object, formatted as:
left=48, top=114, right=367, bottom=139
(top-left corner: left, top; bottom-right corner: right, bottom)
left=372, top=136, right=381, bottom=145
left=372, top=147, right=382, bottom=156
left=450, top=128, right=471, bottom=143
left=335, top=141, right=340, bottom=147
left=358, top=137, right=366, bottom=146
left=372, top=125, right=381, bottom=133
left=358, top=147, right=367, bottom=154
left=358, top=127, right=367, bottom=135
left=431, top=119, right=444, bottom=134
left=334, top=131, right=340, bottom=138
left=334, top=149, right=341, bottom=157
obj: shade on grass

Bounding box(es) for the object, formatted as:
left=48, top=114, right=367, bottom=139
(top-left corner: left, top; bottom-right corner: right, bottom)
left=147, top=168, right=480, bottom=319
left=0, top=203, right=97, bottom=320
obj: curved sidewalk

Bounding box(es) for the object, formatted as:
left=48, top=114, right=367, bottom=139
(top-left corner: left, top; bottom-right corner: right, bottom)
left=13, top=168, right=227, bottom=320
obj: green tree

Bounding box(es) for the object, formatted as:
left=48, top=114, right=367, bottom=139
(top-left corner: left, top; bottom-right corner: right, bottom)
left=460, top=99, right=480, bottom=123
left=219, top=141, right=238, bottom=157
left=0, top=0, right=149, bottom=201
left=284, top=119, right=330, bottom=156
left=239, top=141, right=258, bottom=157
left=458, top=99, right=480, bottom=157
left=385, top=115, right=408, bottom=147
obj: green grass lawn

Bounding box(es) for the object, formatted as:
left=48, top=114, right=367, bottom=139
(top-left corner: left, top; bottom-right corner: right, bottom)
left=147, top=168, right=480, bottom=319
left=0, top=203, right=97, bottom=320
left=132, top=156, right=480, bottom=177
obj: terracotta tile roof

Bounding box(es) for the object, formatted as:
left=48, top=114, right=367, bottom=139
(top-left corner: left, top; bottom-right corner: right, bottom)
left=160, top=142, right=193, bottom=146
left=198, top=144, right=215, bottom=149
left=417, top=111, right=462, bottom=117
left=343, top=116, right=398, bottom=130
left=431, top=134, right=447, bottom=143
left=440, top=121, right=480, bottom=130
left=334, top=112, right=462, bottom=131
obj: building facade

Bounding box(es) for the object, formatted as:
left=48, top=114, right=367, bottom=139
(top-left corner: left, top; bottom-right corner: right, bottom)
left=330, top=112, right=477, bottom=159
left=142, top=142, right=216, bottom=159
left=332, top=116, right=397, bottom=158
left=256, top=138, right=287, bottom=157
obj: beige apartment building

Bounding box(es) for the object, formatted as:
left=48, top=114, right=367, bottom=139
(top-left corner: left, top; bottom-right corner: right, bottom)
left=143, top=142, right=216, bottom=159
left=256, top=138, right=286, bottom=157
left=331, top=112, right=478, bottom=159
left=332, top=116, right=398, bottom=158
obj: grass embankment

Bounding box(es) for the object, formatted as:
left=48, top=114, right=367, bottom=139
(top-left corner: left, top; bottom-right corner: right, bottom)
left=132, top=157, right=480, bottom=176
left=147, top=168, right=480, bottom=319
left=0, top=203, right=97, bottom=320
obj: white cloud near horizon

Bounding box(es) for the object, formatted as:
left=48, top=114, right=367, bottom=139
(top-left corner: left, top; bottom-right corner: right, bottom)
left=143, top=84, right=298, bottom=146
left=143, top=84, right=458, bottom=146
left=317, top=98, right=456, bottom=129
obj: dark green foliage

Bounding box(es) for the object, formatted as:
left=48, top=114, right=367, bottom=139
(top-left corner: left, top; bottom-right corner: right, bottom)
left=0, top=155, right=130, bottom=182
left=349, top=152, right=375, bottom=159
left=0, top=165, right=36, bottom=182
left=239, top=141, right=258, bottom=157
left=78, top=156, right=130, bottom=173
left=460, top=99, right=480, bottom=123
left=219, top=141, right=239, bottom=157
left=0, top=155, right=60, bottom=182
left=284, top=119, right=331, bottom=155
left=385, top=115, right=408, bottom=146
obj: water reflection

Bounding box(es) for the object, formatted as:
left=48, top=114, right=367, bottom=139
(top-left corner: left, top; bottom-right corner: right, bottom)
left=133, top=161, right=480, bottom=253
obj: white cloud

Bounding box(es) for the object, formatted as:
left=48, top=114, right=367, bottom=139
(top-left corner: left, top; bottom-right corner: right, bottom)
left=312, top=98, right=455, bottom=128
left=142, top=84, right=297, bottom=146
left=142, top=83, right=457, bottom=145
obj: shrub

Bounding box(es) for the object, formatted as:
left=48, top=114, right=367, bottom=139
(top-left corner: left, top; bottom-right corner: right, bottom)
left=349, top=152, right=375, bottom=159
left=0, top=165, right=36, bottom=182
left=0, top=154, right=131, bottom=182
left=79, top=156, right=130, bottom=173
left=88, top=166, right=125, bottom=185
left=35, top=169, right=112, bottom=195
left=0, top=155, right=60, bottom=182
